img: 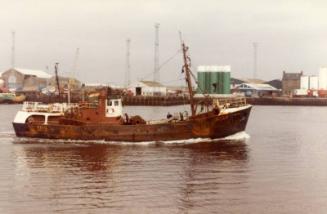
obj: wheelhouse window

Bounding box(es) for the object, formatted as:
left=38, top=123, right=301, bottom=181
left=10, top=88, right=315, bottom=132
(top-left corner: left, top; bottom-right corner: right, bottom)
left=26, top=115, right=45, bottom=124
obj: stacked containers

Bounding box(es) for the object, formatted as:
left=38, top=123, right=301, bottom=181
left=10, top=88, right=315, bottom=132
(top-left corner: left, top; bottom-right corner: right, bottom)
left=197, top=65, right=231, bottom=94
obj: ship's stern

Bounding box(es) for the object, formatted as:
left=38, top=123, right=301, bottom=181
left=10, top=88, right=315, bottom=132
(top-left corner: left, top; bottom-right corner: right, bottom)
left=12, top=110, right=32, bottom=137
left=12, top=122, right=29, bottom=137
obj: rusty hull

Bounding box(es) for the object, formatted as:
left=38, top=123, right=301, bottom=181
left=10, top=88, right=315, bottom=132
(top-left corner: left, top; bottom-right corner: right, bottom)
left=13, top=106, right=251, bottom=142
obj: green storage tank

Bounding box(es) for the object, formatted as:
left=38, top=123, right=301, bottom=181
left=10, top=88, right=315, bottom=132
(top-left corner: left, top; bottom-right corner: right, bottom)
left=222, top=71, right=231, bottom=94
left=218, top=71, right=224, bottom=94
left=197, top=71, right=205, bottom=93
left=210, top=72, right=218, bottom=94
left=197, top=65, right=231, bottom=94
left=205, top=72, right=211, bottom=93
left=197, top=67, right=211, bottom=94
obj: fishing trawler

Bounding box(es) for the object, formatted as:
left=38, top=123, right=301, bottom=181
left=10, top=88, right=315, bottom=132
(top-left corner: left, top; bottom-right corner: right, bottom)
left=12, top=40, right=252, bottom=142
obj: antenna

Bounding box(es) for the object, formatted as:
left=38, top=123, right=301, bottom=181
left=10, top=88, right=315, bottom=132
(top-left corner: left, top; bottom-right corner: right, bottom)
left=179, top=31, right=183, bottom=43
left=11, top=31, right=15, bottom=68
left=154, top=23, right=160, bottom=82
left=253, top=42, right=258, bottom=79
left=125, top=38, right=131, bottom=87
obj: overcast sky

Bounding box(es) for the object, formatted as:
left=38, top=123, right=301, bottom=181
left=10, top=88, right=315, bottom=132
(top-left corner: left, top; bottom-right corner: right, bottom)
left=0, top=0, right=327, bottom=85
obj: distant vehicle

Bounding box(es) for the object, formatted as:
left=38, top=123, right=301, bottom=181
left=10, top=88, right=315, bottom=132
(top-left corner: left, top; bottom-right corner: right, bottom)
left=293, top=89, right=318, bottom=98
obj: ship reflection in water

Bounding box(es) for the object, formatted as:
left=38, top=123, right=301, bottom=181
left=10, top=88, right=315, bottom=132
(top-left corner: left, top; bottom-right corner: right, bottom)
left=9, top=139, right=248, bottom=213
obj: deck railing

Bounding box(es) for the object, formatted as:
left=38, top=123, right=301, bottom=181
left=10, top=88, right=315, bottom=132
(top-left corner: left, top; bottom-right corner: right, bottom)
left=22, top=102, right=78, bottom=113
left=212, top=97, right=247, bottom=108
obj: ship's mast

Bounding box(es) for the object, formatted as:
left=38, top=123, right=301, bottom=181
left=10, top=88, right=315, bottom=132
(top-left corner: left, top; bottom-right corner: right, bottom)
left=54, top=63, right=61, bottom=98
left=11, top=31, right=15, bottom=68
left=180, top=36, right=196, bottom=117
left=154, top=23, right=160, bottom=82
left=253, top=42, right=257, bottom=79
left=125, top=38, right=131, bottom=87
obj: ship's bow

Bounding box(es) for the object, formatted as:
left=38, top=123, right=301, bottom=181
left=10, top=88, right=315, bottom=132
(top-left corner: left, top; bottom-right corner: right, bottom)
left=212, top=105, right=252, bottom=138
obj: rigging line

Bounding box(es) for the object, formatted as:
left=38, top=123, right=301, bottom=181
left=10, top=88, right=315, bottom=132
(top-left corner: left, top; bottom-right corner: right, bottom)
left=159, top=78, right=185, bottom=84
left=187, top=65, right=210, bottom=98
left=179, top=44, right=209, bottom=105
left=188, top=68, right=207, bottom=96
left=179, top=49, right=207, bottom=99
left=158, top=49, right=182, bottom=70
left=140, top=49, right=182, bottom=80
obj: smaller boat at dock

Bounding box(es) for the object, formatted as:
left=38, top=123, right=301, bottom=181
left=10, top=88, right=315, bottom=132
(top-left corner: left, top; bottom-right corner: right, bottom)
left=0, top=92, right=25, bottom=104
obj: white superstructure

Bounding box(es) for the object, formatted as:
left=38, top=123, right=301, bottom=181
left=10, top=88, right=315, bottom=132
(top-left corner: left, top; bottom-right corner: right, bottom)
left=13, top=102, right=77, bottom=125
left=319, top=67, right=327, bottom=89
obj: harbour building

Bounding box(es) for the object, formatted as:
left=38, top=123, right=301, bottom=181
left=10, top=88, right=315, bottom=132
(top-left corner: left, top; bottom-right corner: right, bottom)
left=282, top=71, right=302, bottom=95
left=128, top=80, right=167, bottom=96
left=1, top=68, right=52, bottom=91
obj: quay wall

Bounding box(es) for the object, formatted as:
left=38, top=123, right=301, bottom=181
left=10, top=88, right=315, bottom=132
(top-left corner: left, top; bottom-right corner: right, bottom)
left=122, top=96, right=190, bottom=106
left=8, top=93, right=327, bottom=106
left=123, top=96, right=327, bottom=106
left=246, top=97, right=327, bottom=106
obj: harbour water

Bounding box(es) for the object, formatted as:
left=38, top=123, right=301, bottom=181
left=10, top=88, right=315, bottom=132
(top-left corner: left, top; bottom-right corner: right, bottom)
left=1, top=105, right=327, bottom=213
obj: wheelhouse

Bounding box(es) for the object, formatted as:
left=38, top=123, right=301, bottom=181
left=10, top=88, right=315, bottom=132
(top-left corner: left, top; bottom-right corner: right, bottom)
left=106, top=99, right=123, bottom=117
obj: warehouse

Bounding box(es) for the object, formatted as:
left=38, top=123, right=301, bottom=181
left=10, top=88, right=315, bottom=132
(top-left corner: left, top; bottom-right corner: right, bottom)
left=1, top=68, right=52, bottom=91
left=48, top=76, right=81, bottom=90
left=233, top=83, right=279, bottom=97
left=128, top=80, right=167, bottom=96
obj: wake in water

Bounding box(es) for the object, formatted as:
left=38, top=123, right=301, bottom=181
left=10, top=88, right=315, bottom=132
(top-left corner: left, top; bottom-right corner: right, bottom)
left=0, top=131, right=16, bottom=138
left=11, top=131, right=250, bottom=146
left=160, top=131, right=250, bottom=145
